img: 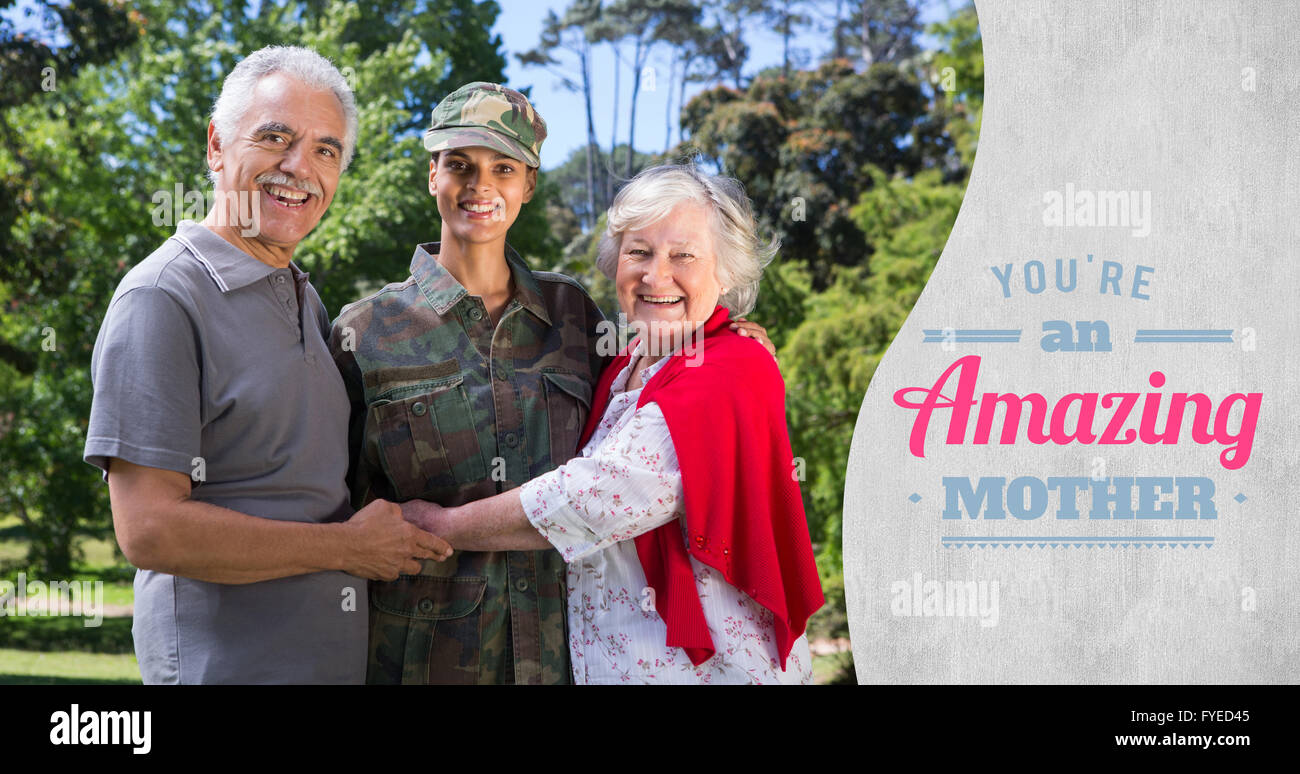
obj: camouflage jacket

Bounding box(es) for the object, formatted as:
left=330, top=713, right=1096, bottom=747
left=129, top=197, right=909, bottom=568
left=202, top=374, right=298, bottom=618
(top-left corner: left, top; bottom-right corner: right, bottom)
left=329, top=242, right=606, bottom=684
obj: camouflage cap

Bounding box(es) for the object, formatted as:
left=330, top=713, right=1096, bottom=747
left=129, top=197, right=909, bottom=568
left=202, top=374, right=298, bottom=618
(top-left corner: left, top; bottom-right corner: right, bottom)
left=423, top=82, right=547, bottom=168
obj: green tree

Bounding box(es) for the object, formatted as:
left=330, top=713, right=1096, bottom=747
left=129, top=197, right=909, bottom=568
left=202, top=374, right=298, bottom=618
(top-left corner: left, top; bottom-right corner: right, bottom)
left=545, top=142, right=654, bottom=273
left=717, top=4, right=981, bottom=662
left=928, top=1, right=982, bottom=168
left=320, top=0, right=508, bottom=135
left=593, top=0, right=700, bottom=178
left=517, top=0, right=604, bottom=229
left=0, top=0, right=146, bottom=574
left=828, top=0, right=924, bottom=67
left=681, top=58, right=951, bottom=288
left=762, top=0, right=814, bottom=78
left=701, top=0, right=763, bottom=89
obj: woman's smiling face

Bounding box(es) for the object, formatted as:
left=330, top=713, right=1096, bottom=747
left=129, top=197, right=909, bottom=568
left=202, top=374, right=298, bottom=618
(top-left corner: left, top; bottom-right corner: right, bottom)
left=615, top=201, right=722, bottom=351
left=429, top=146, right=535, bottom=244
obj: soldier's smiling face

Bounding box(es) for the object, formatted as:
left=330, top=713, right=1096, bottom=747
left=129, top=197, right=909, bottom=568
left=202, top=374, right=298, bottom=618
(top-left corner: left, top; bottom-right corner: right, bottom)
left=429, top=146, right=536, bottom=245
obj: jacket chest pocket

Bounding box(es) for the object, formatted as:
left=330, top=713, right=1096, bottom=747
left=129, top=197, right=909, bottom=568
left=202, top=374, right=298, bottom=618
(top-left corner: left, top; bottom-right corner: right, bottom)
left=370, top=375, right=487, bottom=500
left=542, top=369, right=593, bottom=467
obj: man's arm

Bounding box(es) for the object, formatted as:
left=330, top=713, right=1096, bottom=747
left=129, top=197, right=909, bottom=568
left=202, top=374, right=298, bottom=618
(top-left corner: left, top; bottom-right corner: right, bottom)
left=108, top=458, right=452, bottom=584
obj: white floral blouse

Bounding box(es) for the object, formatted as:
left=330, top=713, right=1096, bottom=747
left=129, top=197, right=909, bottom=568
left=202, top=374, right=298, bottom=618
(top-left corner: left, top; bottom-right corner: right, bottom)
left=519, top=353, right=814, bottom=685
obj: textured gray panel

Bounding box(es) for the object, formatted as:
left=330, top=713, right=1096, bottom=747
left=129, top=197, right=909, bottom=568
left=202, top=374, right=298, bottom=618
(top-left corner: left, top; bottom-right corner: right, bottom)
left=843, top=0, right=1299, bottom=684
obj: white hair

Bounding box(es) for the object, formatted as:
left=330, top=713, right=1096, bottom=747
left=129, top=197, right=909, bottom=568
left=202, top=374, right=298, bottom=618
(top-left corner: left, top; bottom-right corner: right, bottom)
left=596, top=165, right=778, bottom=317
left=208, top=46, right=358, bottom=183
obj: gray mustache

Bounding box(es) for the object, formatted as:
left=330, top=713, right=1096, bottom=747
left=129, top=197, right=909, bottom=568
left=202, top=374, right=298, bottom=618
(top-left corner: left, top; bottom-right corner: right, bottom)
left=254, top=172, right=322, bottom=198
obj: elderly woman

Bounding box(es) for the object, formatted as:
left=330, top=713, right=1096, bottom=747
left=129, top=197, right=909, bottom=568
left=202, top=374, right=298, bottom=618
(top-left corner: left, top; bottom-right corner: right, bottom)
left=403, top=165, right=824, bottom=684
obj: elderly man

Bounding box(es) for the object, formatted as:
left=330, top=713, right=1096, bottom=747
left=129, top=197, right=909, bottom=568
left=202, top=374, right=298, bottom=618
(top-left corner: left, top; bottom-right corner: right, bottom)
left=83, top=45, right=450, bottom=685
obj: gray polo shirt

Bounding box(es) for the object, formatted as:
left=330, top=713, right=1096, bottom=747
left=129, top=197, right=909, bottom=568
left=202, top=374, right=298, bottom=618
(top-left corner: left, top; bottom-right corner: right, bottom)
left=84, top=220, right=366, bottom=684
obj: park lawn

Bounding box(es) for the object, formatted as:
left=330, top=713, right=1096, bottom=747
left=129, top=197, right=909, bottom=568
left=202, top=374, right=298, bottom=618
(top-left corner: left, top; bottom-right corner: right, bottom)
left=2, top=579, right=133, bottom=608
left=0, top=648, right=141, bottom=685
left=3, top=648, right=845, bottom=686
left=80, top=532, right=127, bottom=571
left=0, top=514, right=24, bottom=564
left=1, top=648, right=843, bottom=686
left=0, top=513, right=135, bottom=609
left=48, top=578, right=134, bottom=608
left=813, top=652, right=855, bottom=685
left=95, top=581, right=134, bottom=608
left=3, top=513, right=857, bottom=683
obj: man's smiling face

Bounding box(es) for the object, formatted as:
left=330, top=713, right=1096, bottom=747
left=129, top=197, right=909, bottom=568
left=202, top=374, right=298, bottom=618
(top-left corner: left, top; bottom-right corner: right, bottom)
left=207, top=71, right=347, bottom=251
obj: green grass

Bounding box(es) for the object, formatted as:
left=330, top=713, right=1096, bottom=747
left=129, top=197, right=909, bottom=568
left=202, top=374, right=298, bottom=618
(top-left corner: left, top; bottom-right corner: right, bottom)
left=0, top=515, right=140, bottom=682
left=81, top=534, right=126, bottom=570
left=0, top=512, right=135, bottom=590
left=2, top=579, right=132, bottom=607
left=0, top=648, right=140, bottom=685
left=3, top=512, right=856, bottom=684
left=0, top=513, right=25, bottom=563
left=813, top=651, right=856, bottom=685
left=97, top=581, right=133, bottom=608
left=0, top=615, right=135, bottom=653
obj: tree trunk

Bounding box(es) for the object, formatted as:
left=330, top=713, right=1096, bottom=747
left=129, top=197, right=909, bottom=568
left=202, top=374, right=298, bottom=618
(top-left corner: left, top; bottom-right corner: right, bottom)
left=677, top=53, right=693, bottom=144
left=607, top=42, right=622, bottom=203
left=664, top=55, right=678, bottom=154
left=860, top=2, right=871, bottom=65
left=833, top=0, right=845, bottom=60
left=719, top=14, right=743, bottom=89
left=581, top=41, right=598, bottom=228
left=728, top=24, right=743, bottom=89
left=626, top=39, right=644, bottom=179
left=782, top=4, right=791, bottom=79
left=13, top=499, right=35, bottom=532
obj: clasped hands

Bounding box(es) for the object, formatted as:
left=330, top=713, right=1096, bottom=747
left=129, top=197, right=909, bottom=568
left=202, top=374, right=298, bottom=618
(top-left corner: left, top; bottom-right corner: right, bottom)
left=400, top=499, right=451, bottom=541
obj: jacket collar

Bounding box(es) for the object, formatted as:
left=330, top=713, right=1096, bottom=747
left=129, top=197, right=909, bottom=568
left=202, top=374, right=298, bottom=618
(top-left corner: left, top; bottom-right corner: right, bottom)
left=410, top=241, right=551, bottom=326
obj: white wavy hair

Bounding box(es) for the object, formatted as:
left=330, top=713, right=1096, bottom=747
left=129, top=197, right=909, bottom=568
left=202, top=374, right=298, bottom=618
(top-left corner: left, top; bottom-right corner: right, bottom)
left=596, top=165, right=778, bottom=317
left=208, top=46, right=358, bottom=184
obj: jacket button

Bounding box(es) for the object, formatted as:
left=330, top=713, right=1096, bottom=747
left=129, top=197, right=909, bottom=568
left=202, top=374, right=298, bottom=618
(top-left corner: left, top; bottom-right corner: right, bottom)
left=411, top=402, right=427, bottom=417
left=418, top=598, right=434, bottom=613
left=505, top=432, right=518, bottom=447
left=469, top=307, right=483, bottom=321
left=515, top=578, right=528, bottom=592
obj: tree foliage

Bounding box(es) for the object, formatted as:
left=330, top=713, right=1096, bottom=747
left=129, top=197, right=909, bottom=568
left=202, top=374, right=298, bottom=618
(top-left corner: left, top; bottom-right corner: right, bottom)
left=680, top=58, right=953, bottom=289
